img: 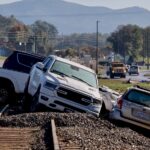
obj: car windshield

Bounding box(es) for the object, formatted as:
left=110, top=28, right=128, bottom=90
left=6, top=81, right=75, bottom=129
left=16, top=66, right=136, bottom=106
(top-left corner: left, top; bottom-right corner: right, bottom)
left=125, top=90, right=150, bottom=107
left=50, top=60, right=97, bottom=88
left=130, top=66, right=138, bottom=69
left=112, top=64, right=124, bottom=67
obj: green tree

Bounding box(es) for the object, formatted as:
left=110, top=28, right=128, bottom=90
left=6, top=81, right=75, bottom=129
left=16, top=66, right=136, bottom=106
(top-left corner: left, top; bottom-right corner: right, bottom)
left=143, top=27, right=150, bottom=67
left=31, top=20, right=58, bottom=54
left=107, top=25, right=143, bottom=63
left=65, top=48, right=77, bottom=57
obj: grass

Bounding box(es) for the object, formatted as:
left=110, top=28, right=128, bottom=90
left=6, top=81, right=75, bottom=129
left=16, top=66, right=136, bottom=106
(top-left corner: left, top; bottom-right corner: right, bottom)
left=0, top=56, right=6, bottom=60
left=99, top=79, right=150, bottom=93
left=144, top=73, right=150, bottom=77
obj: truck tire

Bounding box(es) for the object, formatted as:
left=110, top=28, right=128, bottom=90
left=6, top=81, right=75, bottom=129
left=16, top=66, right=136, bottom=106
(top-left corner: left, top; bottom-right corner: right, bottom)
left=99, top=102, right=109, bottom=118
left=0, top=83, right=15, bottom=105
left=110, top=73, right=114, bottom=79
left=30, top=88, right=40, bottom=112
left=22, top=77, right=32, bottom=112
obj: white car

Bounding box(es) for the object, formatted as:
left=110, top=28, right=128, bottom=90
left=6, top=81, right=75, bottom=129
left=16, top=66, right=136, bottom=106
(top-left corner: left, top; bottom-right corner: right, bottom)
left=110, top=86, right=150, bottom=130
left=129, top=65, right=139, bottom=75
left=25, top=55, right=103, bottom=117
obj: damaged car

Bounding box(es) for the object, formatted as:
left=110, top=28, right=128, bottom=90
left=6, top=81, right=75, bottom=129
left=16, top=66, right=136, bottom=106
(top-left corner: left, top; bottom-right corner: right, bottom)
left=24, top=55, right=103, bottom=117
left=110, top=86, right=150, bottom=130
left=99, top=85, right=120, bottom=112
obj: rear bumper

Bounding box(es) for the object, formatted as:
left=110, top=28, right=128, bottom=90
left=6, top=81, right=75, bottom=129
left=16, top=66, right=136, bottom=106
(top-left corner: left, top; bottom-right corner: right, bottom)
left=129, top=71, right=139, bottom=75
left=109, top=109, right=150, bottom=130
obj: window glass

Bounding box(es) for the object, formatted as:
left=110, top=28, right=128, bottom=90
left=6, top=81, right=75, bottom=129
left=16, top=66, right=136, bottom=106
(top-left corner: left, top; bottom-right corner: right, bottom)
left=126, top=90, right=150, bottom=107
left=44, top=57, right=53, bottom=70
left=112, top=64, right=124, bottom=67
left=18, top=53, right=43, bottom=68
left=50, top=60, right=97, bottom=88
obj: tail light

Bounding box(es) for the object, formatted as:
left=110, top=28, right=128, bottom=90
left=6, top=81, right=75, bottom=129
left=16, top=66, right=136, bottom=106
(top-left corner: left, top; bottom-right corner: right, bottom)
left=117, top=97, right=123, bottom=109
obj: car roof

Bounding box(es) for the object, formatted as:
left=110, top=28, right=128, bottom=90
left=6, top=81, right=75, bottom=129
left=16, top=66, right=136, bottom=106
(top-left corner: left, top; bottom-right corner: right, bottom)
left=49, top=55, right=96, bottom=74
left=128, top=86, right=150, bottom=94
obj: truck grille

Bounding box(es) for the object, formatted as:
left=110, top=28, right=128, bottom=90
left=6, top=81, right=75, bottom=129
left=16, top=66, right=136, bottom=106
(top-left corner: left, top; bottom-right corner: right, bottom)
left=57, top=87, right=92, bottom=106
left=116, top=69, right=123, bottom=73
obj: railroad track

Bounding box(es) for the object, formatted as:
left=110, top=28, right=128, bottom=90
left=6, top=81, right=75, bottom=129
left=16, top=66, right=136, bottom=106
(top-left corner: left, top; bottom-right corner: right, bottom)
left=51, top=119, right=82, bottom=150
left=0, top=105, right=82, bottom=150
left=0, top=105, right=39, bottom=150
left=0, top=127, right=39, bottom=150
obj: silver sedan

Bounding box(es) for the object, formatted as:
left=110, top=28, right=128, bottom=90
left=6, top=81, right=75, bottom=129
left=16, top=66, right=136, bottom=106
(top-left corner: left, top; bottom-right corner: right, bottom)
left=110, top=86, right=150, bottom=130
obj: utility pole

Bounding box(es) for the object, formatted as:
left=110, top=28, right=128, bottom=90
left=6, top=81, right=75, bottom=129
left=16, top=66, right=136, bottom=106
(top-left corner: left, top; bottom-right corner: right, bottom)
left=147, top=30, right=150, bottom=69
left=96, top=20, right=99, bottom=74
left=33, top=35, right=36, bottom=53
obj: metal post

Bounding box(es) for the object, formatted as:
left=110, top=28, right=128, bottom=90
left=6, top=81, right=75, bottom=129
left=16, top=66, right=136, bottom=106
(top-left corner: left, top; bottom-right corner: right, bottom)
left=96, top=20, right=99, bottom=74
left=34, top=35, right=36, bottom=53
left=146, top=31, right=149, bottom=69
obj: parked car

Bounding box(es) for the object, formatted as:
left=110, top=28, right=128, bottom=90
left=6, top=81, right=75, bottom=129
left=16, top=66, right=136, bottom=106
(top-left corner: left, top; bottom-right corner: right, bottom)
left=0, top=51, right=45, bottom=104
left=110, top=86, right=150, bottom=130
left=128, top=65, right=139, bottom=75
left=24, top=55, right=103, bottom=116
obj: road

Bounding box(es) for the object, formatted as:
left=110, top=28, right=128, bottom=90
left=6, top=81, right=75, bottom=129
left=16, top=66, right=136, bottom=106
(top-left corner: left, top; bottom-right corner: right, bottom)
left=103, top=70, right=150, bottom=81
left=125, top=70, right=150, bottom=81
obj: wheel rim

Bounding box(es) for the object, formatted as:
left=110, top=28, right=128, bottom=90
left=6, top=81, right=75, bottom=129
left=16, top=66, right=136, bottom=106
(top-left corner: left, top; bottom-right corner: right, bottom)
left=0, top=88, right=9, bottom=103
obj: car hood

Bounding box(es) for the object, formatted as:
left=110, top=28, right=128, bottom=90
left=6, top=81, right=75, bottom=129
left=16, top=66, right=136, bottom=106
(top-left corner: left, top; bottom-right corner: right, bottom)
left=45, top=73, right=101, bottom=99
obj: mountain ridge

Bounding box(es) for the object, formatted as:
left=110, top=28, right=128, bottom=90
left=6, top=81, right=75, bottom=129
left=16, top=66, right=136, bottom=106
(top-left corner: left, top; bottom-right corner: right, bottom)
left=0, top=0, right=149, bottom=34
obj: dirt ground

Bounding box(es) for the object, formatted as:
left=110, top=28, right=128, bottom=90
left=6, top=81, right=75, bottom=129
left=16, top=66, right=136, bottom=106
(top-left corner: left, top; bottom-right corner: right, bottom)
left=0, top=112, right=149, bottom=150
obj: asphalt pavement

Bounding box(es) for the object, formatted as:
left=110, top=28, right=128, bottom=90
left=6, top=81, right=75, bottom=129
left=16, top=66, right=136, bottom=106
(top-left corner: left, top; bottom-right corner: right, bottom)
left=103, top=69, right=150, bottom=82
left=125, top=70, right=150, bottom=81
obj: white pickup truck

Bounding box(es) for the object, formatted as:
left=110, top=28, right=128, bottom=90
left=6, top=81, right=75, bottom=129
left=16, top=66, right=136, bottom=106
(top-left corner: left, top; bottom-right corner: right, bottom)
left=0, top=51, right=44, bottom=105
left=25, top=55, right=103, bottom=116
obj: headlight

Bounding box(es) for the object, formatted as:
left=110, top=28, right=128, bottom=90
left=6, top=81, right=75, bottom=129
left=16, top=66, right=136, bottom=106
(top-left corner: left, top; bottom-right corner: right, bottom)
left=44, top=81, right=57, bottom=90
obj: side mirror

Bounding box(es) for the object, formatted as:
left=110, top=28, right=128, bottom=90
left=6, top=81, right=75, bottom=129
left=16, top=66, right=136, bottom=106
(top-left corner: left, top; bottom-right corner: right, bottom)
left=36, top=62, right=44, bottom=70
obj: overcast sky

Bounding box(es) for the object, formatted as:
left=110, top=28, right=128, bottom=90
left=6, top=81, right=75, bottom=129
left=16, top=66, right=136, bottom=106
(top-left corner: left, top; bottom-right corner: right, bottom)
left=0, top=0, right=150, bottom=10
left=64, top=0, right=150, bottom=10
left=0, top=0, right=20, bottom=4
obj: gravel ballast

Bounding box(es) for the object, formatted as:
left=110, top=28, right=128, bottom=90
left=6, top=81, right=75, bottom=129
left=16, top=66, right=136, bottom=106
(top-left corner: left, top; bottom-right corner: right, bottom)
left=0, top=112, right=149, bottom=150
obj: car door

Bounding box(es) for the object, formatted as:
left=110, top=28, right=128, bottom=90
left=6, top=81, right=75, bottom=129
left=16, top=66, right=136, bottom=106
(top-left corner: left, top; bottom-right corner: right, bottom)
left=121, top=89, right=150, bottom=125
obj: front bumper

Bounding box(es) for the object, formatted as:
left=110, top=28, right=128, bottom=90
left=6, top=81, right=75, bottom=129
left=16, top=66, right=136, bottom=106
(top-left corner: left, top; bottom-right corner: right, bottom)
left=112, top=73, right=126, bottom=76
left=38, top=91, right=102, bottom=117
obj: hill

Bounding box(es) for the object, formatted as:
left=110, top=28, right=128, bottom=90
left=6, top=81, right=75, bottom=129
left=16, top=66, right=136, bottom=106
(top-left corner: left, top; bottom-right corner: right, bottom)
left=0, top=0, right=150, bottom=34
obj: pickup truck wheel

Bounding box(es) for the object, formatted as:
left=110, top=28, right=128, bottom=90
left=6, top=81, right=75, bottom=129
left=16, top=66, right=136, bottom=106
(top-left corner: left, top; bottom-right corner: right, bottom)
left=100, top=102, right=109, bottom=118
left=22, top=77, right=32, bottom=112
left=0, top=85, right=12, bottom=104
left=110, top=73, right=114, bottom=79
left=30, top=90, right=40, bottom=112
left=22, top=93, right=32, bottom=112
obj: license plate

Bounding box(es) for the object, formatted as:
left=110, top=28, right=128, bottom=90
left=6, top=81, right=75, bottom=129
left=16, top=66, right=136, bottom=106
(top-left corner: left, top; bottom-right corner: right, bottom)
left=132, top=109, right=150, bottom=121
